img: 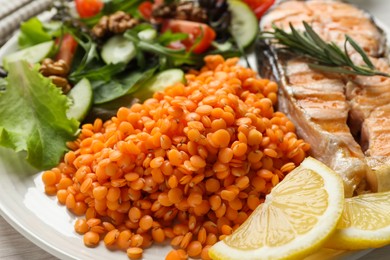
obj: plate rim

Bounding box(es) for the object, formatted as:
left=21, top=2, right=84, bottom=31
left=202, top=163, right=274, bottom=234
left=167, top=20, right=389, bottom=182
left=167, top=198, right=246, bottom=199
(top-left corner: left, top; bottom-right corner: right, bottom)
left=0, top=2, right=389, bottom=260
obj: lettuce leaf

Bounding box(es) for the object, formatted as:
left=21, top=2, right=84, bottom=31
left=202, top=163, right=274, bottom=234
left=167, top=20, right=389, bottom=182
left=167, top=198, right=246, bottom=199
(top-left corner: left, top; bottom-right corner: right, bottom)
left=0, top=60, right=79, bottom=170
left=0, top=78, right=6, bottom=92
left=18, top=18, right=53, bottom=49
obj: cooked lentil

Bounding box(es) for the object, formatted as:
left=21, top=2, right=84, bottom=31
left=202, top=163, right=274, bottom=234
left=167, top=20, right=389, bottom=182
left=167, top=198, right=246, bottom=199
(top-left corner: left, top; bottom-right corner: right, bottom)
left=42, top=55, right=310, bottom=259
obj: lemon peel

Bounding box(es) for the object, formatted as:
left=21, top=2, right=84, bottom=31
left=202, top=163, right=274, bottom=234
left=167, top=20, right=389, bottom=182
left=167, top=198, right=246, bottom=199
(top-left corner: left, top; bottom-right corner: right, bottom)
left=209, top=157, right=344, bottom=260
left=325, top=191, right=390, bottom=250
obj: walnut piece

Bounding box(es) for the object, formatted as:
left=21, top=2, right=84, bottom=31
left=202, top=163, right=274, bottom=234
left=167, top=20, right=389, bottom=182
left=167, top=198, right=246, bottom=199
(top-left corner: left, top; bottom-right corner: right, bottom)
left=49, top=76, right=71, bottom=93
left=91, top=15, right=109, bottom=38
left=91, top=11, right=139, bottom=38
left=151, top=2, right=207, bottom=23
left=151, top=4, right=176, bottom=19
left=40, top=58, right=69, bottom=77
left=176, top=2, right=207, bottom=23
left=39, top=58, right=71, bottom=93
left=109, top=11, right=139, bottom=34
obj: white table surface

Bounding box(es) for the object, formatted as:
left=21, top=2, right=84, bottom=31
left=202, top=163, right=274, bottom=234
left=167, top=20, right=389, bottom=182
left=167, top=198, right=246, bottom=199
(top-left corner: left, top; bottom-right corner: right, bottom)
left=1, top=0, right=390, bottom=259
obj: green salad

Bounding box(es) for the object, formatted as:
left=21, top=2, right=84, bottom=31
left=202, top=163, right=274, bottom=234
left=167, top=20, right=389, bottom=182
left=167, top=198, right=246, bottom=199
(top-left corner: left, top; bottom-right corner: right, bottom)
left=0, top=0, right=262, bottom=170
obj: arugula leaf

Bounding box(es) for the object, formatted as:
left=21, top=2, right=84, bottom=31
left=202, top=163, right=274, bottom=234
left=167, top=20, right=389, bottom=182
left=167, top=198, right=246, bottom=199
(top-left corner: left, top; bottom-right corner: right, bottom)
left=130, top=23, right=154, bottom=33
left=82, top=0, right=144, bottom=27
left=158, top=30, right=189, bottom=46
left=68, top=32, right=99, bottom=75
left=18, top=18, right=57, bottom=49
left=124, top=31, right=203, bottom=67
left=67, top=31, right=126, bottom=82
left=124, top=29, right=241, bottom=69
left=93, top=66, right=157, bottom=104
left=70, top=62, right=126, bottom=82
left=0, top=61, right=79, bottom=170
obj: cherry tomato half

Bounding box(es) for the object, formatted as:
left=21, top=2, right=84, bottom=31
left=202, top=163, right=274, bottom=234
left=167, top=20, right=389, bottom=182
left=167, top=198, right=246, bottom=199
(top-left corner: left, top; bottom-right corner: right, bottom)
left=138, top=1, right=153, bottom=20
left=55, top=34, right=78, bottom=67
left=243, top=0, right=275, bottom=20
left=162, top=20, right=216, bottom=54
left=75, top=0, right=104, bottom=18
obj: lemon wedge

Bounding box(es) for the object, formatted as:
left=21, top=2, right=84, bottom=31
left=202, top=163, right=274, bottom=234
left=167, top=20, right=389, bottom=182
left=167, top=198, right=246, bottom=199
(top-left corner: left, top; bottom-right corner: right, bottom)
left=325, top=191, right=390, bottom=250
left=209, top=157, right=344, bottom=260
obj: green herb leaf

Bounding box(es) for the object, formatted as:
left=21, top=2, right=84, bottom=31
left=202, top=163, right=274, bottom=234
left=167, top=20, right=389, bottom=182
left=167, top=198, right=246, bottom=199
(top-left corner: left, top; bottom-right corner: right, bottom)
left=0, top=61, right=79, bottom=170
left=66, top=31, right=126, bottom=83
left=132, top=23, right=154, bottom=33
left=302, top=21, right=327, bottom=50
left=124, top=31, right=204, bottom=67
left=345, top=35, right=375, bottom=69
left=261, top=22, right=390, bottom=77
left=82, top=0, right=144, bottom=27
left=104, top=0, right=144, bottom=15
left=158, top=30, right=189, bottom=46
left=70, top=62, right=126, bottom=82
left=0, top=78, right=6, bottom=92
left=18, top=18, right=53, bottom=49
left=68, top=32, right=99, bottom=75
left=92, top=66, right=157, bottom=104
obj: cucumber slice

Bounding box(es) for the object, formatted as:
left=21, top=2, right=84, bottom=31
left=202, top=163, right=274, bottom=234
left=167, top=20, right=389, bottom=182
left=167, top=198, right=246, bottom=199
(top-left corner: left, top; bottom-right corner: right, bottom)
left=228, top=0, right=258, bottom=49
left=138, top=29, right=157, bottom=42
left=101, top=35, right=136, bottom=65
left=66, top=78, right=93, bottom=121
left=2, top=41, right=54, bottom=70
left=132, top=69, right=185, bottom=102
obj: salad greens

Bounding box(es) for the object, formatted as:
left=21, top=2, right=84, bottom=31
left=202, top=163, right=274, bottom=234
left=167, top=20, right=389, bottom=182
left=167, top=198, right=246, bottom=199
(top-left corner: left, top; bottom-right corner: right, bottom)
left=92, top=66, right=157, bottom=104
left=0, top=78, right=6, bottom=92
left=67, top=23, right=239, bottom=103
left=0, top=61, right=79, bottom=170
left=0, top=0, right=259, bottom=170
left=19, top=18, right=62, bottom=49
left=19, top=18, right=52, bottom=48
left=82, top=0, right=144, bottom=26
left=157, top=30, right=189, bottom=46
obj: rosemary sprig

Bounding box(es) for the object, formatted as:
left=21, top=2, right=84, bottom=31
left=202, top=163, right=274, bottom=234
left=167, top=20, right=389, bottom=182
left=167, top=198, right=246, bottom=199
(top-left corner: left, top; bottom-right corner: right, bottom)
left=260, top=21, right=390, bottom=77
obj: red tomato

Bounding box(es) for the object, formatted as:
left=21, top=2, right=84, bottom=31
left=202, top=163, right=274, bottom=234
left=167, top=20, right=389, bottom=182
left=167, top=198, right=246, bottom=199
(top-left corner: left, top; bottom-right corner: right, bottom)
left=55, top=34, right=78, bottom=67
left=243, top=0, right=275, bottom=20
left=138, top=1, right=153, bottom=20
left=162, top=20, right=216, bottom=54
left=75, top=0, right=104, bottom=18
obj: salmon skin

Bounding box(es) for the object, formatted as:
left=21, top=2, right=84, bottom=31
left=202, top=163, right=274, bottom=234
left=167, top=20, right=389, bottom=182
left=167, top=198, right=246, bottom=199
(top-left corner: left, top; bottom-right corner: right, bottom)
left=257, top=0, right=390, bottom=196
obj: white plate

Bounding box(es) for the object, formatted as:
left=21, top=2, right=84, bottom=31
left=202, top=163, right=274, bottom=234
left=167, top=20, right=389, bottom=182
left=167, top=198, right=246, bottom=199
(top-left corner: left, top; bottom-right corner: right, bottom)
left=1, top=1, right=390, bottom=260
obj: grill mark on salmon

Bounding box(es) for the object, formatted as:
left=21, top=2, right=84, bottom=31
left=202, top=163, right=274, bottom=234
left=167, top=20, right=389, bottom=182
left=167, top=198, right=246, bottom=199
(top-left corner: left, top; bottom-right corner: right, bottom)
left=346, top=57, right=390, bottom=136
left=341, top=34, right=390, bottom=192
left=258, top=48, right=367, bottom=197
left=362, top=103, right=390, bottom=192
left=258, top=0, right=390, bottom=195
left=362, top=105, right=390, bottom=157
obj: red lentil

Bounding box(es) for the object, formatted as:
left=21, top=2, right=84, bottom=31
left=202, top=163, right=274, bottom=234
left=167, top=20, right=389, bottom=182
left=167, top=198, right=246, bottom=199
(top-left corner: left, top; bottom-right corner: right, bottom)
left=126, top=247, right=143, bottom=259
left=43, top=55, right=310, bottom=259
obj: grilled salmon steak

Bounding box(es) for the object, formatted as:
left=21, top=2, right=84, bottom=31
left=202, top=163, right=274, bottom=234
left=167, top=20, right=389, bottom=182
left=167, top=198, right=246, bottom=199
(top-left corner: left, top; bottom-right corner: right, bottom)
left=258, top=0, right=390, bottom=196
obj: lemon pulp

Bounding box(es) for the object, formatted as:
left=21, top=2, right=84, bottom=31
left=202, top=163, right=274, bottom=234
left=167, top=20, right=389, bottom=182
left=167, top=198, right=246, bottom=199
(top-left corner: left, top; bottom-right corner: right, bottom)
left=325, top=191, right=390, bottom=250
left=209, top=157, right=344, bottom=260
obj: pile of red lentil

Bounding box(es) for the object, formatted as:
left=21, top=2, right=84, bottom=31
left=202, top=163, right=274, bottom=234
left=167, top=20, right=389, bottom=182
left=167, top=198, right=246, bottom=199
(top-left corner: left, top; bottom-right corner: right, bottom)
left=42, top=55, right=310, bottom=259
